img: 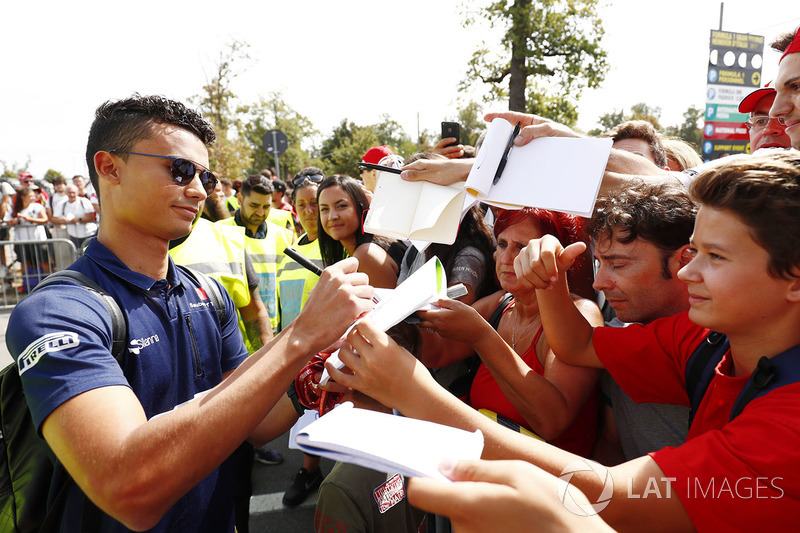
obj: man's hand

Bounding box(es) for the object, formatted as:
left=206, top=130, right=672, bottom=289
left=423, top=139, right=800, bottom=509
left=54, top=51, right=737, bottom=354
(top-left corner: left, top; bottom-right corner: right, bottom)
left=291, top=258, right=374, bottom=355
left=432, top=137, right=465, bottom=159
left=484, top=111, right=582, bottom=146
left=400, top=158, right=473, bottom=186
left=416, top=298, right=490, bottom=345
left=513, top=235, right=586, bottom=291
left=407, top=459, right=614, bottom=533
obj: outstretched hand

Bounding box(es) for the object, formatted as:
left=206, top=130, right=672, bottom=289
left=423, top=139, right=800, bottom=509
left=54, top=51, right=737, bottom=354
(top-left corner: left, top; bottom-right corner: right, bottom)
left=416, top=298, right=489, bottom=345
left=484, top=111, right=582, bottom=147
left=325, top=319, right=436, bottom=411
left=407, top=459, right=613, bottom=533
left=400, top=158, right=473, bottom=186
left=513, top=235, right=586, bottom=291
left=432, top=137, right=465, bottom=159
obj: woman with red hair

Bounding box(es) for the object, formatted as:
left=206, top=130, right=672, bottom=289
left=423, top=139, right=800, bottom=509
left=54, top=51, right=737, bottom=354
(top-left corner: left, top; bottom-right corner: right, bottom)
left=417, top=207, right=603, bottom=456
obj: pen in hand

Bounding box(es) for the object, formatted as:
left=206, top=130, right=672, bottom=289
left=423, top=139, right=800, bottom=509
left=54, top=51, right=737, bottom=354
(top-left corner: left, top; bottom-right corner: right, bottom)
left=284, top=247, right=323, bottom=276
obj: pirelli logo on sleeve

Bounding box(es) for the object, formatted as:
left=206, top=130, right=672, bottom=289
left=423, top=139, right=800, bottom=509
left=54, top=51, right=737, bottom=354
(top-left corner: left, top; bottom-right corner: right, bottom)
left=18, top=332, right=80, bottom=375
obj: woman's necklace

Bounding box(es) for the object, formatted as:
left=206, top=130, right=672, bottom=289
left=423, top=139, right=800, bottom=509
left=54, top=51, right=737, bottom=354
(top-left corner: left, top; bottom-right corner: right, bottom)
left=512, top=307, right=538, bottom=351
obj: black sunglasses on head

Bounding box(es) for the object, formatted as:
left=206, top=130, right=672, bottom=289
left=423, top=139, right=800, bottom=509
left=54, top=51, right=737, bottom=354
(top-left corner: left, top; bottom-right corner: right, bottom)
left=292, top=174, right=324, bottom=187
left=109, top=150, right=218, bottom=195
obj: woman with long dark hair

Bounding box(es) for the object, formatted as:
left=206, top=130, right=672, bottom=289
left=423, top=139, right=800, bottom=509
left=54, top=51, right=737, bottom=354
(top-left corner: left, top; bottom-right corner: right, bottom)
left=316, top=174, right=404, bottom=289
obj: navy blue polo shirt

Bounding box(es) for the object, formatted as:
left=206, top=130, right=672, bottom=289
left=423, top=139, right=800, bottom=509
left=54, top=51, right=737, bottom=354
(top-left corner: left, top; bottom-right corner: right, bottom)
left=7, top=238, right=248, bottom=532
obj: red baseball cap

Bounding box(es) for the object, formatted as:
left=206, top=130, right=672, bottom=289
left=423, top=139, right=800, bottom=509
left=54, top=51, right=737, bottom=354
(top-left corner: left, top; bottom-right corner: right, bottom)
left=361, top=145, right=393, bottom=165
left=738, top=82, right=775, bottom=113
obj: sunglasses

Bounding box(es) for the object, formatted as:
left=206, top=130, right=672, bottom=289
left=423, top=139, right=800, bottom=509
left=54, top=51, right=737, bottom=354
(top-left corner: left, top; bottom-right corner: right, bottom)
left=110, top=150, right=218, bottom=195
left=292, top=174, right=324, bottom=187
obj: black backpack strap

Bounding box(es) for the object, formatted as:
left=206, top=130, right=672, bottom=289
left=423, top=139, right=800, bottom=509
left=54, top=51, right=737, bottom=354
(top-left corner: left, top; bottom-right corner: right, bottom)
left=29, top=270, right=127, bottom=363
left=488, top=292, right=515, bottom=329
left=177, top=265, right=227, bottom=325
left=730, top=345, right=800, bottom=420
left=684, top=331, right=728, bottom=429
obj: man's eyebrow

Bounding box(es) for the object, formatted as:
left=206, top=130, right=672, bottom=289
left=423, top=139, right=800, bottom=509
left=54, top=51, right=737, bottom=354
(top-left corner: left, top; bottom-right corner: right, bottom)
left=779, top=74, right=800, bottom=89
left=594, top=252, right=634, bottom=261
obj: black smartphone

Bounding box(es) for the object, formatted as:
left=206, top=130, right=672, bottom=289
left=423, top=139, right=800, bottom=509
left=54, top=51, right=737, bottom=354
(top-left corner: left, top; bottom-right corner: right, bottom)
left=441, top=121, right=461, bottom=147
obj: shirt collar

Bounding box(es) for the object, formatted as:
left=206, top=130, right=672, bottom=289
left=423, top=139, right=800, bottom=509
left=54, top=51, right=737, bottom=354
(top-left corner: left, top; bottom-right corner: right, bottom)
left=83, top=238, right=183, bottom=291
left=234, top=209, right=267, bottom=239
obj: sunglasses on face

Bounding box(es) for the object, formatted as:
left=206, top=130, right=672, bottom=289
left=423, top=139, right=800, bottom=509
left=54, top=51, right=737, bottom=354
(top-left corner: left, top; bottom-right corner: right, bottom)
left=109, top=150, right=218, bottom=195
left=292, top=174, right=323, bottom=187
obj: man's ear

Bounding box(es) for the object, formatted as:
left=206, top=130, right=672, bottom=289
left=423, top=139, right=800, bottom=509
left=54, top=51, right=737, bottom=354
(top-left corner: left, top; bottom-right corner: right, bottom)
left=93, top=151, right=121, bottom=186
left=785, top=270, right=800, bottom=302
left=678, top=245, right=693, bottom=267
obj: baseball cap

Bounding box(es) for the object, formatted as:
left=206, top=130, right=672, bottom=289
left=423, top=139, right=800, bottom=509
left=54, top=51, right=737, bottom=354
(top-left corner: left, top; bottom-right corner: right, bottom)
left=362, top=145, right=393, bottom=165
left=780, top=27, right=800, bottom=63
left=19, top=172, right=32, bottom=183
left=738, top=82, right=775, bottom=113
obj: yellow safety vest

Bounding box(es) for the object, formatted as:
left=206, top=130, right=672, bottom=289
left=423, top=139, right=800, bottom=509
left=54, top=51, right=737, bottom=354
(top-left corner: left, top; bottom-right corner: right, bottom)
left=276, top=235, right=322, bottom=326
left=267, top=208, right=295, bottom=233
left=218, top=217, right=295, bottom=332
left=226, top=195, right=240, bottom=214
left=170, top=218, right=260, bottom=352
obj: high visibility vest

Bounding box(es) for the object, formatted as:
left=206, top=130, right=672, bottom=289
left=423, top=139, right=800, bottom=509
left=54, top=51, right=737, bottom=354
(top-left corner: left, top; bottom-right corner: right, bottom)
left=170, top=218, right=260, bottom=352
left=226, top=195, right=239, bottom=214
left=170, top=218, right=249, bottom=309
left=276, top=235, right=322, bottom=326
left=267, top=208, right=295, bottom=233
left=218, top=217, right=294, bottom=332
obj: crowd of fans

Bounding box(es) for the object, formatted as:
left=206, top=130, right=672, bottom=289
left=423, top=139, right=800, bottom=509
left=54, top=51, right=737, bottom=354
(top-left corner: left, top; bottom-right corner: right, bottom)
left=4, top=25, right=800, bottom=533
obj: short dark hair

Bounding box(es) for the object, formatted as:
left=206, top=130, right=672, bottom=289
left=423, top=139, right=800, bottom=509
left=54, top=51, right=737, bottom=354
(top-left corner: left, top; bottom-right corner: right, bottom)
left=85, top=94, right=215, bottom=195
left=241, top=175, right=274, bottom=197
left=771, top=27, right=798, bottom=53
left=603, top=120, right=668, bottom=168
left=587, top=182, right=696, bottom=279
left=690, top=151, right=800, bottom=280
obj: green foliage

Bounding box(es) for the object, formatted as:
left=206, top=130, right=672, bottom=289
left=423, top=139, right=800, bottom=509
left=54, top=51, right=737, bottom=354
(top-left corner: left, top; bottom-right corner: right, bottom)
left=460, top=0, right=608, bottom=119
left=451, top=101, right=487, bottom=147
left=0, top=158, right=30, bottom=179
left=589, top=103, right=703, bottom=156
left=663, top=106, right=704, bottom=149
left=191, top=40, right=254, bottom=182
left=43, top=169, right=63, bottom=183
left=240, top=92, right=319, bottom=179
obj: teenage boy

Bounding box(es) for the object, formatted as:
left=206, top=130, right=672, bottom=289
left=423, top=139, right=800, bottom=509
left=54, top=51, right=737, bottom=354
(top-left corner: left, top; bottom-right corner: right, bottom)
left=7, top=95, right=373, bottom=532
left=328, top=151, right=800, bottom=531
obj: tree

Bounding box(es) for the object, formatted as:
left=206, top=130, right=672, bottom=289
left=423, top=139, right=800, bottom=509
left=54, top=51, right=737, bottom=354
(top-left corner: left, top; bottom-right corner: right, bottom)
left=240, top=92, right=319, bottom=179
left=460, top=0, right=607, bottom=126
left=317, top=117, right=415, bottom=177
left=588, top=103, right=661, bottom=135
left=663, top=106, right=703, bottom=150
left=450, top=101, right=487, bottom=147
left=1, top=158, right=30, bottom=179
left=44, top=169, right=64, bottom=183
left=192, top=40, right=253, bottom=182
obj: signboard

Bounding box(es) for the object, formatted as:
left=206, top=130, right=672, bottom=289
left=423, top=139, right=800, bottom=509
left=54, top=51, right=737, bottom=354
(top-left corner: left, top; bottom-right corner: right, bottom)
left=702, top=30, right=764, bottom=160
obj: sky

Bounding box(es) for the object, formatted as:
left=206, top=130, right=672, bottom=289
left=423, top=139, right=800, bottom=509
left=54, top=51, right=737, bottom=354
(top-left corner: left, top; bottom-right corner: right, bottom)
left=2, top=0, right=799, bottom=179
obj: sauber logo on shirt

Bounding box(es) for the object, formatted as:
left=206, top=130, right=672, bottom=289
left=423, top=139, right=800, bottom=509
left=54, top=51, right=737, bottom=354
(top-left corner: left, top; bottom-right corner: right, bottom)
left=18, top=332, right=79, bottom=375
left=129, top=334, right=160, bottom=355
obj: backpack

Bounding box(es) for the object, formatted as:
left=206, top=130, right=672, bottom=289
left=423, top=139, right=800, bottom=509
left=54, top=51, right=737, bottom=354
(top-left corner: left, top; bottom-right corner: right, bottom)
left=0, top=266, right=225, bottom=532
left=685, top=331, right=800, bottom=429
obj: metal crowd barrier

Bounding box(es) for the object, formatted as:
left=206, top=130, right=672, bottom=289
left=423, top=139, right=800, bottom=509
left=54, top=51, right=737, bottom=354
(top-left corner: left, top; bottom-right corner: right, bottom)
left=0, top=237, right=79, bottom=310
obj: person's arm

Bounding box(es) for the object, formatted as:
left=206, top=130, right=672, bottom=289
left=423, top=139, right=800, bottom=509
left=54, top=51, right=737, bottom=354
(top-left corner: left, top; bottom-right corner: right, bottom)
left=49, top=202, right=67, bottom=224
left=328, top=320, right=694, bottom=532
left=20, top=205, right=49, bottom=224
left=40, top=258, right=374, bottom=530
left=513, top=235, right=603, bottom=368
left=407, top=459, right=615, bottom=533
left=352, top=242, right=398, bottom=289
left=240, top=252, right=273, bottom=349
left=399, top=158, right=474, bottom=186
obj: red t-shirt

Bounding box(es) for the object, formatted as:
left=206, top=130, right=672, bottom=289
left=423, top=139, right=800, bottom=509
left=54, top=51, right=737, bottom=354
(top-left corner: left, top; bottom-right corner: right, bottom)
left=594, top=311, right=800, bottom=532
left=470, top=325, right=599, bottom=457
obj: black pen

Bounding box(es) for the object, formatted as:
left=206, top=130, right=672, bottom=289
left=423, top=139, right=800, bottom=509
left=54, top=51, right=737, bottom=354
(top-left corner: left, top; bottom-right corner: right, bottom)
left=357, top=162, right=402, bottom=175
left=284, top=247, right=323, bottom=276
left=492, top=121, right=521, bottom=185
